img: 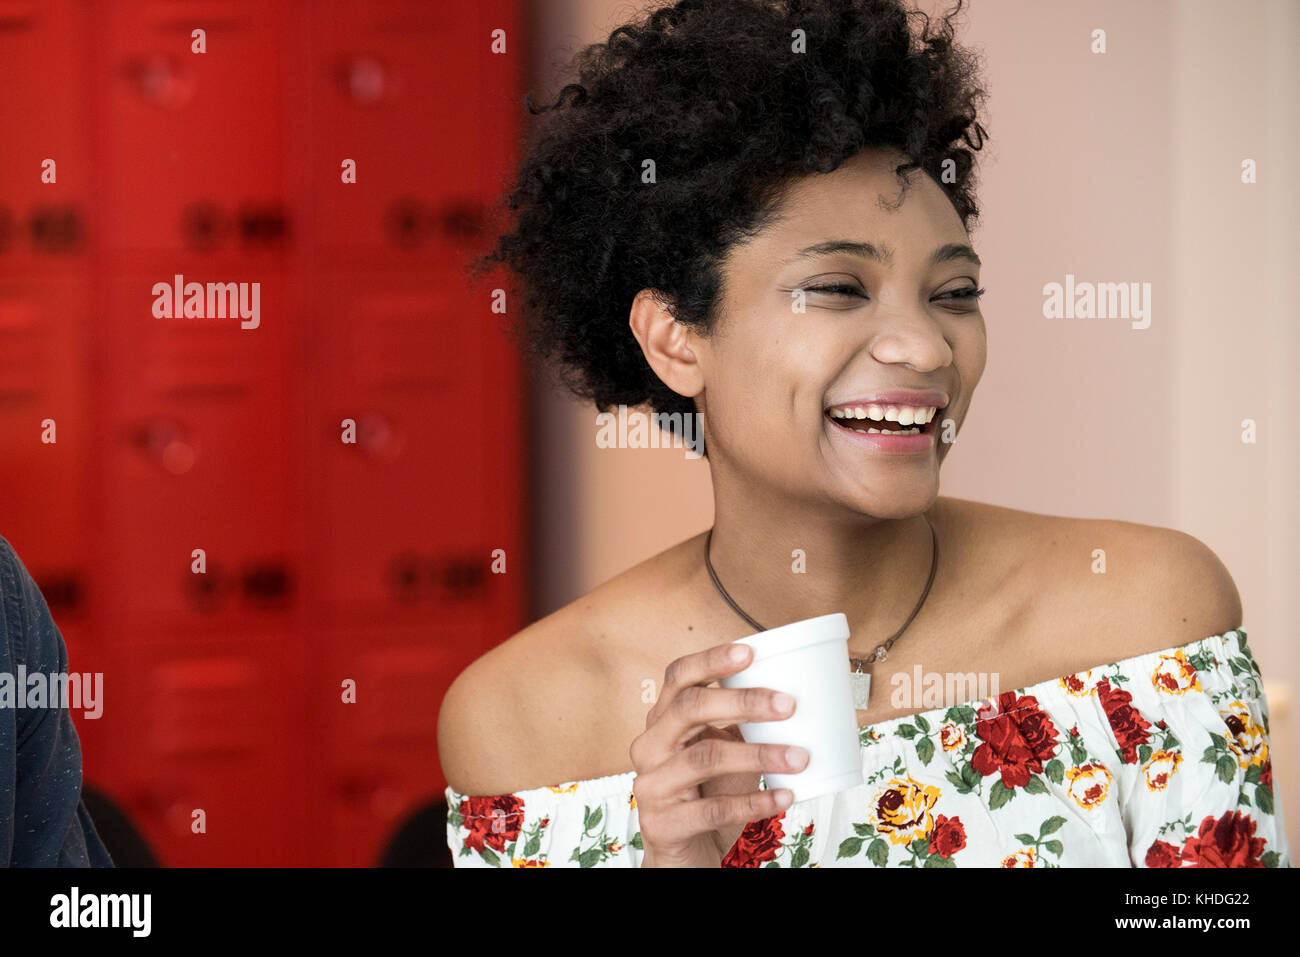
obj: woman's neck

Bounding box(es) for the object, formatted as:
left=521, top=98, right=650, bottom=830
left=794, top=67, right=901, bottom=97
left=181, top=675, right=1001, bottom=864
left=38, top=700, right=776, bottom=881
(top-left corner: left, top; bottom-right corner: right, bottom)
left=706, top=489, right=940, bottom=648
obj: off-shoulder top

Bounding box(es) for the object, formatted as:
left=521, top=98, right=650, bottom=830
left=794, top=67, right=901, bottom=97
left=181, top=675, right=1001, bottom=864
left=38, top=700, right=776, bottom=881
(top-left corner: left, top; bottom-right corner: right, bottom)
left=445, top=628, right=1290, bottom=867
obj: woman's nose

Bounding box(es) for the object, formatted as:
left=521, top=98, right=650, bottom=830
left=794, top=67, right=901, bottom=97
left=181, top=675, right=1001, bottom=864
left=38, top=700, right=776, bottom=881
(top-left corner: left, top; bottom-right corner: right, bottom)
left=867, top=309, right=953, bottom=371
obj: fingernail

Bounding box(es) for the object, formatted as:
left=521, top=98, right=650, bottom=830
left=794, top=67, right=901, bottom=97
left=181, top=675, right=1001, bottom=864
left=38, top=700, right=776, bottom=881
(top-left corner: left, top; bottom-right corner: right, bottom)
left=730, top=646, right=747, bottom=663
left=773, top=692, right=794, bottom=713
left=785, top=746, right=808, bottom=766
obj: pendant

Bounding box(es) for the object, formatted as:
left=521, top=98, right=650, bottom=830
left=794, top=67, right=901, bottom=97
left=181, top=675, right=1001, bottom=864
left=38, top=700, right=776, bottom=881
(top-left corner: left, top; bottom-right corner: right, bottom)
left=849, top=670, right=871, bottom=709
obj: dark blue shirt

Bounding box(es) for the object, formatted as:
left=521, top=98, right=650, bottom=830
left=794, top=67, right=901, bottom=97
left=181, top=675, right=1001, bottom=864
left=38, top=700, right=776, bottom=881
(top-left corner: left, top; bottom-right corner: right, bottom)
left=0, top=535, right=113, bottom=866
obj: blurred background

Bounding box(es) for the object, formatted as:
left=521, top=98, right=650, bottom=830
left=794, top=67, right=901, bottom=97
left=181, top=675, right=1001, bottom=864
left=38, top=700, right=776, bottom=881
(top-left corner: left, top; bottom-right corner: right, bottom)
left=0, top=0, right=1295, bottom=866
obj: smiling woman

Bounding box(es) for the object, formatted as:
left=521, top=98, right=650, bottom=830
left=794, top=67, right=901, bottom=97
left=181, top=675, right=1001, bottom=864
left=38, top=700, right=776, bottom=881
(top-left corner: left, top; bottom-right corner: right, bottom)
left=440, top=0, right=1291, bottom=869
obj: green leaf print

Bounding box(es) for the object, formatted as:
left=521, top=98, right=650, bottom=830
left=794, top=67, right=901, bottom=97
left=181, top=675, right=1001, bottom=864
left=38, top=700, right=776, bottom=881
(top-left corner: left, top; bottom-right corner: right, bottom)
left=867, top=838, right=889, bottom=867
left=945, top=705, right=977, bottom=725
left=1023, top=776, right=1048, bottom=795
left=915, top=714, right=930, bottom=733
left=1257, top=785, right=1274, bottom=815
left=1216, top=755, right=1237, bottom=784
left=896, top=723, right=918, bottom=739
left=838, top=837, right=864, bottom=859
left=791, top=846, right=809, bottom=869
left=989, top=779, right=1014, bottom=810
left=852, top=822, right=876, bottom=837
left=1039, top=815, right=1067, bottom=835
left=923, top=853, right=957, bottom=868
left=916, top=735, right=935, bottom=766
left=1045, top=759, right=1065, bottom=784
left=523, top=833, right=540, bottom=857
left=481, top=847, right=502, bottom=867
left=1137, top=744, right=1153, bottom=765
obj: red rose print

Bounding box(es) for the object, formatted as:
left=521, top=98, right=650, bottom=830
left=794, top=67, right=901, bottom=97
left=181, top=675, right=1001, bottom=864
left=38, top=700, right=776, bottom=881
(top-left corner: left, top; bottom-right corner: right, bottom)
left=971, top=692, right=1060, bottom=788
left=722, top=815, right=786, bottom=867
left=928, top=814, right=966, bottom=859
left=1261, top=760, right=1273, bottom=791
left=1096, top=678, right=1153, bottom=763
left=460, top=795, right=524, bottom=853
left=1145, top=839, right=1181, bottom=868
left=1180, top=811, right=1267, bottom=868
left=804, top=823, right=815, bottom=836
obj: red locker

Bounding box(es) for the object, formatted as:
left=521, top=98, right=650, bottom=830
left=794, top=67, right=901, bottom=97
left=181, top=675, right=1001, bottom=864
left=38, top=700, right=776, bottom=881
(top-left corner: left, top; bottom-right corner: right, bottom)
left=96, top=0, right=291, bottom=256
left=2, top=0, right=529, bottom=867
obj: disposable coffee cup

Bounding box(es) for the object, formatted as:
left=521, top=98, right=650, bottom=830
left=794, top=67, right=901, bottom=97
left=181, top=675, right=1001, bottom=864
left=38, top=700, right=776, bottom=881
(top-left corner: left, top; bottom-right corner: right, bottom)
left=717, top=612, right=863, bottom=805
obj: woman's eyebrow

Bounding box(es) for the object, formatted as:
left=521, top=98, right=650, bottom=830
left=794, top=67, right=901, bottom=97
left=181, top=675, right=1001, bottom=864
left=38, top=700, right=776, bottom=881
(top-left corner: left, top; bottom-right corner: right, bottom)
left=781, top=240, right=981, bottom=268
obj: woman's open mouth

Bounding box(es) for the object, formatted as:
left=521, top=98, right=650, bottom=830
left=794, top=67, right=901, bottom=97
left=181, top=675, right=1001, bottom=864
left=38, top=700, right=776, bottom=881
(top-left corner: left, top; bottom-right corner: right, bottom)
left=824, top=402, right=942, bottom=437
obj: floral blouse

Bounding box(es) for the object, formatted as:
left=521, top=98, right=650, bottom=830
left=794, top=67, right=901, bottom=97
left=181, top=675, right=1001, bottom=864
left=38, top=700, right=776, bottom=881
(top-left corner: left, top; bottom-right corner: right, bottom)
left=445, top=628, right=1290, bottom=867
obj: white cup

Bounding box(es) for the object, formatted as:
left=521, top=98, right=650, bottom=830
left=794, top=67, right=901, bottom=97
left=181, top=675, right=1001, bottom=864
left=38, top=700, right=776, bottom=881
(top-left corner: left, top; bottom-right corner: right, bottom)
left=717, top=612, right=863, bottom=805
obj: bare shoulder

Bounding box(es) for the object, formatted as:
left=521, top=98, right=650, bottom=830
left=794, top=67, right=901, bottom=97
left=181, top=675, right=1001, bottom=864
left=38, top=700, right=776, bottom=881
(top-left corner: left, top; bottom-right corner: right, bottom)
left=437, top=534, right=704, bottom=797
left=437, top=603, right=605, bottom=797
left=952, top=496, right=1245, bottom=671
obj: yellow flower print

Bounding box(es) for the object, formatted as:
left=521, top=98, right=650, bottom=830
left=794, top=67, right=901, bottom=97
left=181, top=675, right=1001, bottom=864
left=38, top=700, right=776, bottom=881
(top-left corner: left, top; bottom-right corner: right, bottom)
left=1220, top=701, right=1269, bottom=768
left=1151, top=650, right=1201, bottom=695
left=872, top=775, right=941, bottom=846
left=1141, top=749, right=1183, bottom=791
left=547, top=783, right=579, bottom=794
left=1058, top=670, right=1095, bottom=697
left=629, top=791, right=637, bottom=810
left=512, top=858, right=551, bottom=867
left=939, top=722, right=966, bottom=752
left=1064, top=762, right=1113, bottom=809
left=1000, top=848, right=1038, bottom=868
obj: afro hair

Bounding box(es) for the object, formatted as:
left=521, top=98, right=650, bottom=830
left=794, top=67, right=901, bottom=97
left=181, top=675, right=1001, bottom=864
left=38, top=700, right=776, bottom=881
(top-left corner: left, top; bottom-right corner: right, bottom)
left=470, top=0, right=989, bottom=446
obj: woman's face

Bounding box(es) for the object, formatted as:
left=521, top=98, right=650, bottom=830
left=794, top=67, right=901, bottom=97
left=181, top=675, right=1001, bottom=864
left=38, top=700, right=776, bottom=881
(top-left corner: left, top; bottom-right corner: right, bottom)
left=695, top=146, right=987, bottom=518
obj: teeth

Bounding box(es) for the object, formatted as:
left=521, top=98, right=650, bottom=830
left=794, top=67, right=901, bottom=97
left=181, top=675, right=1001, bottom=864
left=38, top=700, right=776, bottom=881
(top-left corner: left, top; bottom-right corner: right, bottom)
left=829, top=404, right=937, bottom=424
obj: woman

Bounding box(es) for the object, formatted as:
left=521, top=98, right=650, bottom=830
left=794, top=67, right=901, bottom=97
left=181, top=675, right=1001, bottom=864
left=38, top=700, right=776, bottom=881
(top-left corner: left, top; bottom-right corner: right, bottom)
left=439, top=0, right=1290, bottom=867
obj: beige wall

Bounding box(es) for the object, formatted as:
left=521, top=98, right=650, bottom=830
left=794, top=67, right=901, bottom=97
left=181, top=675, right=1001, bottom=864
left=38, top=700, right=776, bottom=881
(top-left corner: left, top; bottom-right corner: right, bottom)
left=525, top=0, right=1298, bottom=854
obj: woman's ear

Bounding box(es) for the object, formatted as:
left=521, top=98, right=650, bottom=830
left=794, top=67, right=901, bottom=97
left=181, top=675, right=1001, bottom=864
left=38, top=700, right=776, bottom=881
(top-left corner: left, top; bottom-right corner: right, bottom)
left=628, top=289, right=705, bottom=398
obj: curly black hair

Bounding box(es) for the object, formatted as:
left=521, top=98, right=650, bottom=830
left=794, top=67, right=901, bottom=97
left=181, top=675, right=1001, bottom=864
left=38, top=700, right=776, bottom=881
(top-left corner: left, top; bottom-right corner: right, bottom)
left=469, top=0, right=989, bottom=447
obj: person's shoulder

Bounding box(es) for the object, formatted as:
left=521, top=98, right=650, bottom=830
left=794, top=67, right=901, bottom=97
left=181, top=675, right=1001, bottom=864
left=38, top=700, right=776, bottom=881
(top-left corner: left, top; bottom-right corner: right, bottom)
left=438, top=533, right=704, bottom=797
left=437, top=604, right=601, bottom=797
left=978, top=501, right=1243, bottom=666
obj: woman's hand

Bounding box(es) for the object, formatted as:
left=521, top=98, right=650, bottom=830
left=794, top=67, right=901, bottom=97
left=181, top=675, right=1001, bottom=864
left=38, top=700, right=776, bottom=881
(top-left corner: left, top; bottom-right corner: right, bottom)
left=631, top=641, right=807, bottom=867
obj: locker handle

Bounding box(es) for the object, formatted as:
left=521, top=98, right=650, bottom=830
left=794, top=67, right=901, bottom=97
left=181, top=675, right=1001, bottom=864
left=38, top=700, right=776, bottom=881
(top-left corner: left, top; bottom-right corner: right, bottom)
left=124, top=419, right=197, bottom=475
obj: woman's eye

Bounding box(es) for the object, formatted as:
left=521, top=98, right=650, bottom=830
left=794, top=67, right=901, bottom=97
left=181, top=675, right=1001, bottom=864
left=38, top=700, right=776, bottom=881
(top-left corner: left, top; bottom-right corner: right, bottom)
left=937, top=286, right=985, bottom=303
left=803, top=284, right=985, bottom=303
left=805, top=284, right=863, bottom=297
